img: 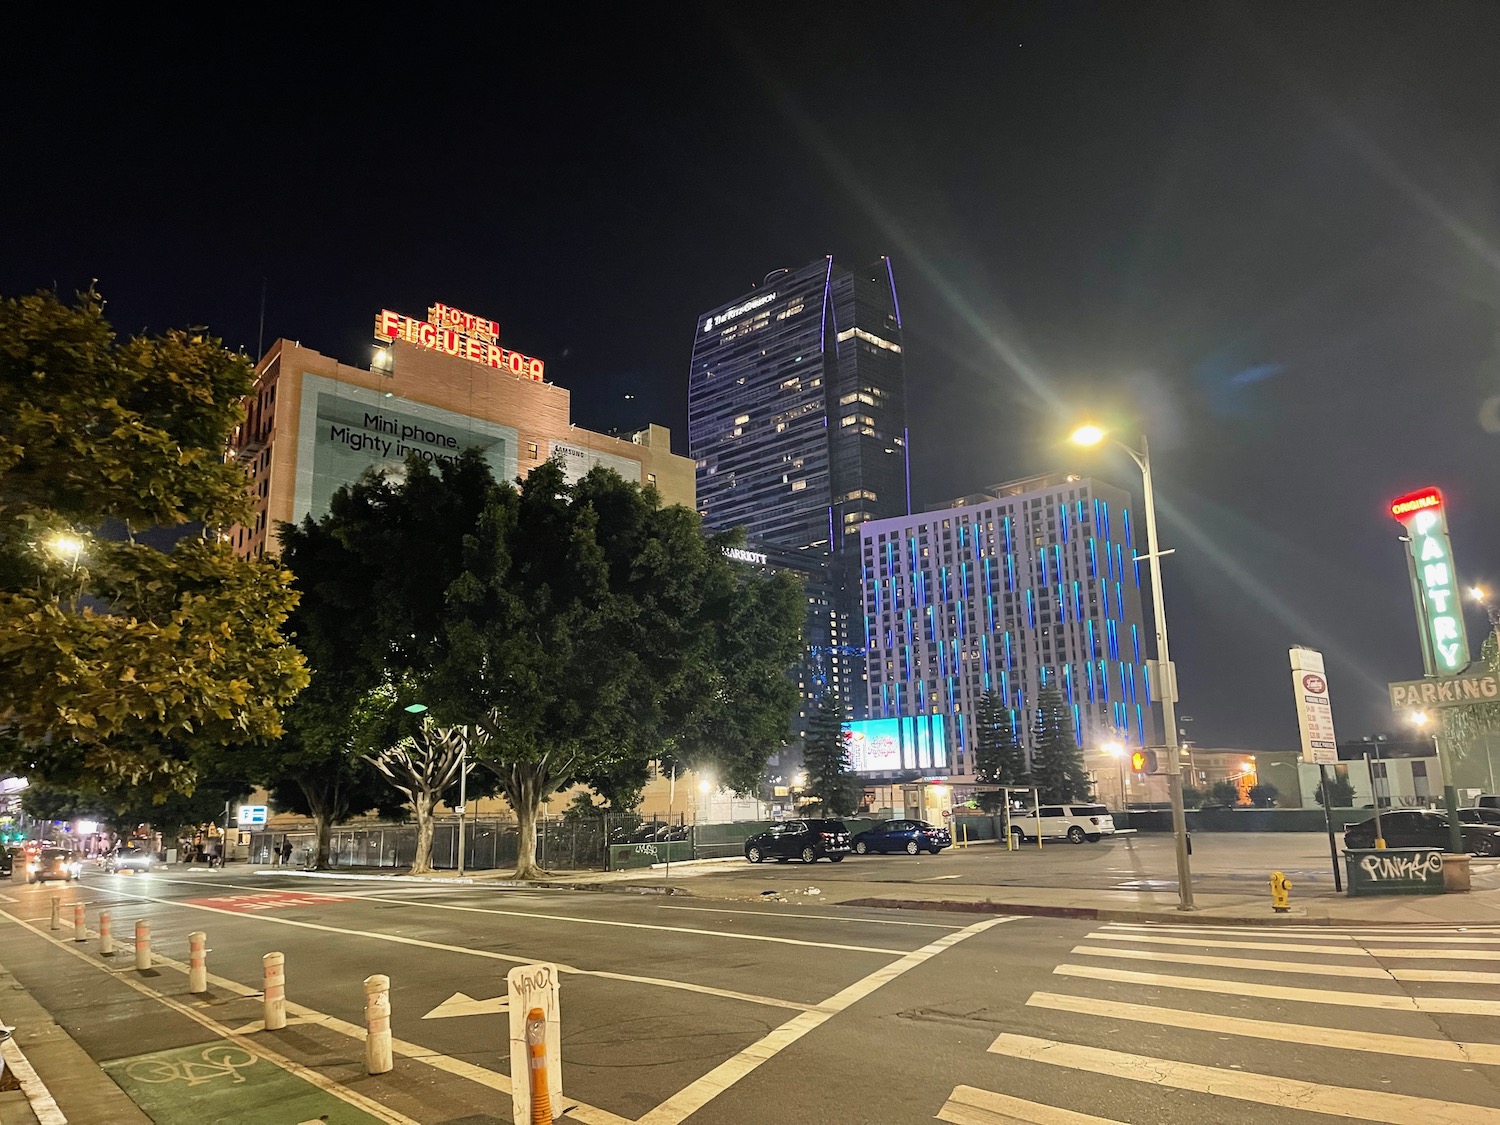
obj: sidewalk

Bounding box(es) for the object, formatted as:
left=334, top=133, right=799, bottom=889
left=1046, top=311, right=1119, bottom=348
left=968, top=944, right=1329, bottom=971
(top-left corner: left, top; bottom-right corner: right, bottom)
left=261, top=860, right=1500, bottom=925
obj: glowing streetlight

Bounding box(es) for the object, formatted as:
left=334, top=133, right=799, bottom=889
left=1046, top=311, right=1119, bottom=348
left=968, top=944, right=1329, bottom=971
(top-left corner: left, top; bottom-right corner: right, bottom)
left=1071, top=421, right=1193, bottom=910
left=45, top=531, right=86, bottom=559
left=1101, top=740, right=1126, bottom=811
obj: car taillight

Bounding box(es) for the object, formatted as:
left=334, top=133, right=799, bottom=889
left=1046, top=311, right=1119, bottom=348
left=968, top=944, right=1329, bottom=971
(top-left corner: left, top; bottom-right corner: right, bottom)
left=821, top=832, right=835, bottom=839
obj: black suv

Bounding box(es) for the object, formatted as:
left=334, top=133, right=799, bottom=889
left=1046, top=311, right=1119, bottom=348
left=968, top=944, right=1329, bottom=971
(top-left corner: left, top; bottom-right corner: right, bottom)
left=1345, top=810, right=1500, bottom=856
left=744, top=819, right=852, bottom=864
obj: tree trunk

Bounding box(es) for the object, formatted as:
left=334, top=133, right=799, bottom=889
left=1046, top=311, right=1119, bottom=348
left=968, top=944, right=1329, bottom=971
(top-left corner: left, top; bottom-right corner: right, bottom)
left=507, top=769, right=545, bottom=880
left=313, top=810, right=333, bottom=870
left=410, top=799, right=436, bottom=875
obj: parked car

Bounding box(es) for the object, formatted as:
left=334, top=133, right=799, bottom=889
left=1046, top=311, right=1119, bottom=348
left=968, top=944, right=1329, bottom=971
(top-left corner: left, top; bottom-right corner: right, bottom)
left=104, top=846, right=157, bottom=874
left=1458, top=808, right=1500, bottom=827
left=1478, top=795, right=1500, bottom=811
left=852, top=819, right=951, bottom=855
left=0, top=847, right=13, bottom=877
left=744, top=819, right=851, bottom=864
left=26, top=848, right=83, bottom=884
left=1344, top=810, right=1500, bottom=856
left=1008, top=804, right=1116, bottom=844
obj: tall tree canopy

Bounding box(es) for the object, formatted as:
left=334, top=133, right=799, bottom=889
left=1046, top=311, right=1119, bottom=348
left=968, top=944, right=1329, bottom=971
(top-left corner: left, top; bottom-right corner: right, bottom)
left=274, top=452, right=802, bottom=877
left=0, top=290, right=306, bottom=791
left=972, top=690, right=1028, bottom=812
left=801, top=692, right=862, bottom=817
left=1029, top=684, right=1091, bottom=804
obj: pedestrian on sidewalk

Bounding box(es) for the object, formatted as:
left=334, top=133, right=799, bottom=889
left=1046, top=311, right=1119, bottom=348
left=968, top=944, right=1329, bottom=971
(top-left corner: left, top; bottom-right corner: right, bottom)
left=279, top=839, right=293, bottom=867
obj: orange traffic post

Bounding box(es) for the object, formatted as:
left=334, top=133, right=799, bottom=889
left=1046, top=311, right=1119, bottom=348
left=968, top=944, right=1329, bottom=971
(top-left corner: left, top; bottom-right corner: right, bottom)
left=526, top=1006, right=552, bottom=1124
left=72, top=902, right=86, bottom=942
left=98, top=911, right=114, bottom=957
left=188, top=931, right=208, bottom=993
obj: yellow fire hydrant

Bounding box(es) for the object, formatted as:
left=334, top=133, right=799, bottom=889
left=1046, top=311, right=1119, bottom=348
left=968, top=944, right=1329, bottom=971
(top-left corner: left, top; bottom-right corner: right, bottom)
left=1270, top=870, right=1292, bottom=913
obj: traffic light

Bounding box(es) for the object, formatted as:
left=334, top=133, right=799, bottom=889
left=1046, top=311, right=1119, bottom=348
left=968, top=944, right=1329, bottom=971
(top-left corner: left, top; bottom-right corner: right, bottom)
left=1130, top=750, right=1159, bottom=774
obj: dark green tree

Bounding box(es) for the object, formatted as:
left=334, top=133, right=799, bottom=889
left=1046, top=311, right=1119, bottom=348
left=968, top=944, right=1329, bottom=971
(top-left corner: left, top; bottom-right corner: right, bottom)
left=1029, top=685, right=1090, bottom=804
left=0, top=289, right=306, bottom=790
left=1314, top=773, right=1356, bottom=808
left=1247, top=783, right=1279, bottom=808
left=972, top=690, right=1028, bottom=811
left=1210, top=780, right=1243, bottom=806
left=801, top=692, right=862, bottom=816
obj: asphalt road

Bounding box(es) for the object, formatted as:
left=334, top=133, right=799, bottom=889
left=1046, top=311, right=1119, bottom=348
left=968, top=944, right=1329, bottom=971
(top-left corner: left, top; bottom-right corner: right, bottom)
left=696, top=831, right=1500, bottom=895
left=2, top=866, right=1500, bottom=1124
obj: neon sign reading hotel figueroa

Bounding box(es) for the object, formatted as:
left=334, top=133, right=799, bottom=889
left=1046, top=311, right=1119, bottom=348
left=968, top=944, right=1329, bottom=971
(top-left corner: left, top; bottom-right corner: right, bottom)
left=375, top=303, right=545, bottom=381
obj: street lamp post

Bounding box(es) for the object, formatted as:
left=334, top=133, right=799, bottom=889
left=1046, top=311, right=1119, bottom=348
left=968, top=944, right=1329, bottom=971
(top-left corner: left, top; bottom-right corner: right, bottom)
left=1073, top=425, right=1194, bottom=910
left=1103, top=740, right=1126, bottom=813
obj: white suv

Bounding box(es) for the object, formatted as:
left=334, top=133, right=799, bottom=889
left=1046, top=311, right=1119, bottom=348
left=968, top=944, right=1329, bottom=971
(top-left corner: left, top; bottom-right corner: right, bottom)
left=1008, top=803, right=1116, bottom=844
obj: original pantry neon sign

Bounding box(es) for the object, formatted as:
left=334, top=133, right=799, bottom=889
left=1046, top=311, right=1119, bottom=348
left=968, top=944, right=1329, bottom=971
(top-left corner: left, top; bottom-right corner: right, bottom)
left=374, top=303, right=545, bottom=381
left=1391, top=487, right=1471, bottom=674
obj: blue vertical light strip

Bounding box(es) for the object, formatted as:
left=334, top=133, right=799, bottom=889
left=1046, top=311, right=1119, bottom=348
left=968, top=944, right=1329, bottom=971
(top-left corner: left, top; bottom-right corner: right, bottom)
left=956, top=712, right=965, bottom=752
left=1006, top=551, right=1015, bottom=592
left=1086, top=660, right=1096, bottom=703
left=1136, top=703, right=1145, bottom=745
left=1073, top=580, right=1082, bottom=620
left=1144, top=664, right=1153, bottom=705
left=1122, top=508, right=1132, bottom=552
left=1086, top=618, right=1097, bottom=658
left=1134, top=556, right=1141, bottom=589
left=1128, top=664, right=1138, bottom=705
left=1088, top=537, right=1098, bottom=579
left=1026, top=588, right=1035, bottom=628
left=1115, top=581, right=1123, bottom=619
left=987, top=594, right=995, bottom=632
left=1072, top=703, right=1083, bottom=747
left=982, top=634, right=992, bottom=689
left=1099, top=658, right=1109, bottom=701
left=960, top=560, right=969, bottom=602
left=1132, top=623, right=1140, bottom=664
left=1039, top=547, right=1048, bottom=586
left=1059, top=501, right=1069, bottom=542
left=1003, top=630, right=1013, bottom=669
left=1057, top=582, right=1067, bottom=624
left=1000, top=669, right=1009, bottom=702
left=1063, top=662, right=1073, bottom=704
left=1101, top=580, right=1110, bottom=619
left=1004, top=514, right=1013, bottom=556
left=1102, top=499, right=1111, bottom=543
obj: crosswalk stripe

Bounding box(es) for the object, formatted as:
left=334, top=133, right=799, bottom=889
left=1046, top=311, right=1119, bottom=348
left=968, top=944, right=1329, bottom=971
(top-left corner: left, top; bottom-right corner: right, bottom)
left=936, top=1085, right=1126, bottom=1125
left=1393, top=967, right=1500, bottom=984
left=1085, top=931, right=1375, bottom=957
left=1071, top=944, right=1396, bottom=979
left=1105, top=923, right=1500, bottom=942
left=1055, top=963, right=1500, bottom=1015
left=987, top=1032, right=1500, bottom=1124
left=1026, top=991, right=1500, bottom=1065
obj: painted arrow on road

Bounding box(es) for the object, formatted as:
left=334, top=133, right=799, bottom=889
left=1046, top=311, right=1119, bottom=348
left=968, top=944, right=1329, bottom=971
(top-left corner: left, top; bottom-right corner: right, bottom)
left=422, top=992, right=509, bottom=1020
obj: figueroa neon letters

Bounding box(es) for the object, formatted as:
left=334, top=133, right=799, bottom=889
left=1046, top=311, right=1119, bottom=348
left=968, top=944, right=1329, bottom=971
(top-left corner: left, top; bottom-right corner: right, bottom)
left=1390, top=487, right=1471, bottom=673
left=374, top=305, right=544, bottom=381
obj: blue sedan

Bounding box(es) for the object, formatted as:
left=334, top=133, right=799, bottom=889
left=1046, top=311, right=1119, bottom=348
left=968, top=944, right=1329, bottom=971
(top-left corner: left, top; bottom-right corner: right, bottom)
left=852, top=819, right=951, bottom=855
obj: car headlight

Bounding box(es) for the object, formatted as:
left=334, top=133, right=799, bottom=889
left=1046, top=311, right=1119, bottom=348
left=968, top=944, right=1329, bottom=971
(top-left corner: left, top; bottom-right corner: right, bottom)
left=26, top=863, right=38, bottom=872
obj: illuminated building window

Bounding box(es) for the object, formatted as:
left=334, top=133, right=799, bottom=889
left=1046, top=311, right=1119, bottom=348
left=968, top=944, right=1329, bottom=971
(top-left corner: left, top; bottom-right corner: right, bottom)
left=790, top=480, right=808, bottom=492
left=527, top=442, right=539, bottom=460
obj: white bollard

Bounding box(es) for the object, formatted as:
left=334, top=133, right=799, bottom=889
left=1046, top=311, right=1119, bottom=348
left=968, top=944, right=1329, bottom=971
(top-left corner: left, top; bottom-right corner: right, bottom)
left=73, top=902, right=86, bottom=942
left=99, top=911, right=114, bottom=956
left=188, top=931, right=207, bottom=994
left=49, top=896, right=60, bottom=931
left=363, top=974, right=392, bottom=1075
left=134, top=919, right=151, bottom=971
left=262, top=952, right=286, bottom=1030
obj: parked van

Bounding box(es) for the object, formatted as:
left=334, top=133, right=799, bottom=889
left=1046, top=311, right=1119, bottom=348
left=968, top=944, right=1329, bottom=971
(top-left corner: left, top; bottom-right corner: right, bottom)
left=1008, top=804, right=1117, bottom=844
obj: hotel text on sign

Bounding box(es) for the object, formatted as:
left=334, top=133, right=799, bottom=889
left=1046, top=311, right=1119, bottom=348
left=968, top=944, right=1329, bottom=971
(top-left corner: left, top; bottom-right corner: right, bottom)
left=375, top=304, right=545, bottom=381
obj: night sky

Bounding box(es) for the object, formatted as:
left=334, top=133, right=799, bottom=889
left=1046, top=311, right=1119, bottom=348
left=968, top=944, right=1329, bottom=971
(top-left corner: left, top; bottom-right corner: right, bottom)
left=7, top=5, right=1498, bottom=749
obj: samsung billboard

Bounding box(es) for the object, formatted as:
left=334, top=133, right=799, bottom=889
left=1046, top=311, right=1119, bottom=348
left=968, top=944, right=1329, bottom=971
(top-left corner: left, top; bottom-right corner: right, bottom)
left=847, top=715, right=948, bottom=774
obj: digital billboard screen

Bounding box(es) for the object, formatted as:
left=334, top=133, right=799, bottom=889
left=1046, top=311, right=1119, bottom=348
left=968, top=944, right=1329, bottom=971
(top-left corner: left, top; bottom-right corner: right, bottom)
left=847, top=715, right=948, bottom=773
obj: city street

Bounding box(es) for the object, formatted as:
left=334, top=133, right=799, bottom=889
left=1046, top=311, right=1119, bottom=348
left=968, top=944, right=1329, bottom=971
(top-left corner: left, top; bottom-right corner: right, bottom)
left=4, top=867, right=1500, bottom=1123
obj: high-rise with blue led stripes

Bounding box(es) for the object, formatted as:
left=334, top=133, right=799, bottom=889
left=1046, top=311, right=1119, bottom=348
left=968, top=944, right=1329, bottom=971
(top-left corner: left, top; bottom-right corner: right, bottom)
left=858, top=471, right=1162, bottom=780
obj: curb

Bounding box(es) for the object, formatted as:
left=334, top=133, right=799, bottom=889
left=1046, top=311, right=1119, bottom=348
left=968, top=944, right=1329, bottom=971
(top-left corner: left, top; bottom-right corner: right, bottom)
left=252, top=869, right=476, bottom=885
left=0, top=1033, right=66, bottom=1125
left=833, top=896, right=1500, bottom=926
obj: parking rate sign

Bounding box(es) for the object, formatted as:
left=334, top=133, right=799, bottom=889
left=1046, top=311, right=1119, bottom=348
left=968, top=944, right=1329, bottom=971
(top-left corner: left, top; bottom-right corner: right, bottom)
left=1290, top=647, right=1339, bottom=765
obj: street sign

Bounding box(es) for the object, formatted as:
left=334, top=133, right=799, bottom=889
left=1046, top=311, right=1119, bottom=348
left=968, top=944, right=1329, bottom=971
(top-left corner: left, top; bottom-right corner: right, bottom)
left=1290, top=647, right=1339, bottom=765
left=1389, top=670, right=1500, bottom=711
left=1390, top=487, right=1471, bottom=674
left=507, top=962, right=561, bottom=1124
left=237, top=805, right=268, bottom=826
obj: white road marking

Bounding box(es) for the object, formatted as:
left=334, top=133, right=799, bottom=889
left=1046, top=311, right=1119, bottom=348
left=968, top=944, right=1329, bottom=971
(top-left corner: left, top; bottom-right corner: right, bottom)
left=986, top=1032, right=1500, bottom=1124
left=0, top=1036, right=67, bottom=1125
left=422, top=992, right=509, bottom=1020
left=633, top=916, right=1019, bottom=1125
left=332, top=892, right=912, bottom=955
left=656, top=904, right=962, bottom=929
left=64, top=883, right=820, bottom=1012
left=937, top=1084, right=1127, bottom=1125
left=0, top=910, right=419, bottom=1125
left=4, top=910, right=630, bottom=1125
left=1073, top=942, right=1500, bottom=984
left=921, top=874, right=963, bottom=881
left=1054, top=963, right=1500, bottom=1015
left=1088, top=929, right=1500, bottom=961
left=0, top=893, right=19, bottom=903
left=1072, top=943, right=1396, bottom=980
left=1105, top=922, right=1500, bottom=942
left=1027, top=991, right=1500, bottom=1065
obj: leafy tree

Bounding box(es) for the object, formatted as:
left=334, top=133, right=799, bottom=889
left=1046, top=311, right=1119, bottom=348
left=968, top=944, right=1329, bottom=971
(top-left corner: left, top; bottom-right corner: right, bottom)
left=1209, top=780, right=1242, bottom=806
left=365, top=717, right=466, bottom=875
left=802, top=692, right=862, bottom=816
left=0, top=289, right=306, bottom=790
left=1029, top=685, right=1089, bottom=803
left=1247, top=783, right=1279, bottom=808
left=972, top=690, right=1028, bottom=812
left=1181, top=785, right=1205, bottom=809
left=1314, top=773, right=1356, bottom=808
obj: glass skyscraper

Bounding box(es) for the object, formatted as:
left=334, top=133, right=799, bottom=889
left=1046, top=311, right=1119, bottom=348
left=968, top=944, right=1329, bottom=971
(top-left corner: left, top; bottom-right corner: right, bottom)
left=689, top=257, right=911, bottom=720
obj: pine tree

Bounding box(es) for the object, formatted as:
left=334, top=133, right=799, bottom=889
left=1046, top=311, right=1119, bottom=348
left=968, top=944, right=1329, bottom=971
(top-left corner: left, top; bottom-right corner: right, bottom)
left=1029, top=685, right=1091, bottom=804
left=972, top=690, right=1028, bottom=811
left=802, top=692, right=862, bottom=816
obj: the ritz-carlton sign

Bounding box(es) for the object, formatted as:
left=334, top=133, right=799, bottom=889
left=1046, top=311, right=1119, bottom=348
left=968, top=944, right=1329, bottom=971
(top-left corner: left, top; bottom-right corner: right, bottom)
left=375, top=303, right=545, bottom=381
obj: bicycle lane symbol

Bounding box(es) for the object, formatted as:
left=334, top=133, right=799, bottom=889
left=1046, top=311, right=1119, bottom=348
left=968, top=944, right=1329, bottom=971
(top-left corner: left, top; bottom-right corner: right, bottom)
left=105, top=1037, right=389, bottom=1124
